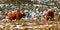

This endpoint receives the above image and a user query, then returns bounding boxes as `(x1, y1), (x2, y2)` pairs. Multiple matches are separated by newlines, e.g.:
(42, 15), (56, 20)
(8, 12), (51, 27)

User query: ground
(0, 14), (60, 30)
(0, 20), (60, 30)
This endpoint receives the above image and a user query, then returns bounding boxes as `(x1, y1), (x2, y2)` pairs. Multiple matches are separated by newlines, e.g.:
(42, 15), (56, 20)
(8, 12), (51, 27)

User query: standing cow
(45, 9), (54, 21)
(8, 11), (26, 21)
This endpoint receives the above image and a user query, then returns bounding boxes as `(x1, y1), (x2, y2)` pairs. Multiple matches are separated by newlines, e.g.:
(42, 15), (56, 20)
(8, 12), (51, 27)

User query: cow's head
(20, 12), (26, 18)
(22, 13), (26, 17)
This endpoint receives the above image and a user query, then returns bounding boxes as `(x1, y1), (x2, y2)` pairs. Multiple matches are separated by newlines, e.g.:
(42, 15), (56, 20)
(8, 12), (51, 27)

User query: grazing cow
(45, 9), (54, 21)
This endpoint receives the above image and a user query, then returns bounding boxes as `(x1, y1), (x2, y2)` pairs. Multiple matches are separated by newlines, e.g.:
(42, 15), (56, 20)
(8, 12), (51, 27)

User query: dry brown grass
(0, 14), (60, 30)
(0, 20), (59, 30)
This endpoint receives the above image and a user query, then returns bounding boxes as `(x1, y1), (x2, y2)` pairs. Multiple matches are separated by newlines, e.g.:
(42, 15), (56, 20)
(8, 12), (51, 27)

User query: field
(0, 15), (60, 30)
(0, 20), (60, 30)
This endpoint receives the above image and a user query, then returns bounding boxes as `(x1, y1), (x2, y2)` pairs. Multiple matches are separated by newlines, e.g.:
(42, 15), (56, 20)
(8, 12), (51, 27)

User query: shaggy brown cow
(45, 9), (54, 21)
(8, 11), (26, 21)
